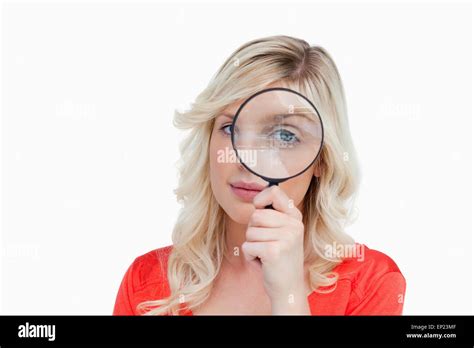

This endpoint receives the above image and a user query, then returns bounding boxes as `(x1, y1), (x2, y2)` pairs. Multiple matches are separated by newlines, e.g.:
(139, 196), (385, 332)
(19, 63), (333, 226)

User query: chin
(224, 202), (255, 225)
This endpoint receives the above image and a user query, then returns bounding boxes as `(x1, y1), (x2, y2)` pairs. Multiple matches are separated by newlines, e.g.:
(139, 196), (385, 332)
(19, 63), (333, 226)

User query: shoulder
(330, 244), (406, 315)
(333, 243), (406, 298)
(128, 244), (174, 290)
(113, 245), (174, 315)
(335, 244), (402, 276)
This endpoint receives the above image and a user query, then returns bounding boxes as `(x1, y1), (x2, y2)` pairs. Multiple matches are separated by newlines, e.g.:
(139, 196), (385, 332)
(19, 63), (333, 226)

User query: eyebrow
(216, 111), (316, 122)
(274, 112), (316, 122)
(216, 113), (235, 120)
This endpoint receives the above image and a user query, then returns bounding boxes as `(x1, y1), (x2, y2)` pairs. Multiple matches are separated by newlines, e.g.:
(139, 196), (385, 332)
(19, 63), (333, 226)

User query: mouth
(229, 181), (265, 203)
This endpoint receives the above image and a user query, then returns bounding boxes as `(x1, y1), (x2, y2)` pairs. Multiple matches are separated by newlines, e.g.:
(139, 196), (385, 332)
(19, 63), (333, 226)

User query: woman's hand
(241, 185), (311, 315)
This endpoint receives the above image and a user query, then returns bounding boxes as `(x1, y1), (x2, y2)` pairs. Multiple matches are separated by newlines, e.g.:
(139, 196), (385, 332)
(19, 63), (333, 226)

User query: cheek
(209, 132), (235, 202)
(209, 134), (226, 185)
(280, 168), (314, 208)
(209, 131), (256, 224)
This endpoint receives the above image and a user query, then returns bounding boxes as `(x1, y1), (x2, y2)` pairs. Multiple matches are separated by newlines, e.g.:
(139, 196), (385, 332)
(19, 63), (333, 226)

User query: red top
(113, 244), (406, 315)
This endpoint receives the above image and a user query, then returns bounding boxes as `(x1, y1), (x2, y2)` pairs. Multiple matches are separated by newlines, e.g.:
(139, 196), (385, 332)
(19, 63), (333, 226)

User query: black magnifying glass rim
(230, 87), (325, 185)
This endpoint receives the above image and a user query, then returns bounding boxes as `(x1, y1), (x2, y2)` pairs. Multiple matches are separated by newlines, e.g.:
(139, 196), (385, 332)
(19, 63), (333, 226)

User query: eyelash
(220, 123), (232, 135)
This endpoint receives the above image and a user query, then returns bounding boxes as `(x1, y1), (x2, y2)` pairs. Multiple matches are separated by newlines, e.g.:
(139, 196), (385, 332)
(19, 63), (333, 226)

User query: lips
(230, 181), (265, 202)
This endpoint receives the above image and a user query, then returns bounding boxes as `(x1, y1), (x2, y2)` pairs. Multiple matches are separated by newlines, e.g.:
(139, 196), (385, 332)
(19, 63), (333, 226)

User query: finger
(248, 209), (290, 228)
(253, 185), (302, 221)
(241, 241), (258, 262)
(240, 243), (263, 270)
(246, 226), (289, 242)
(241, 241), (280, 263)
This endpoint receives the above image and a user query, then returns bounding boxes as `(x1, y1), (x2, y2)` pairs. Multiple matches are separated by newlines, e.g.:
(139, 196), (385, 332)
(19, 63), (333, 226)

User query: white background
(1, 0), (472, 315)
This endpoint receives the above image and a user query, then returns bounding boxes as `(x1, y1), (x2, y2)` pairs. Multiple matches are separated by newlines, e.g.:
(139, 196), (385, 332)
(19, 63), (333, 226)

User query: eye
(272, 129), (299, 145)
(220, 123), (233, 135)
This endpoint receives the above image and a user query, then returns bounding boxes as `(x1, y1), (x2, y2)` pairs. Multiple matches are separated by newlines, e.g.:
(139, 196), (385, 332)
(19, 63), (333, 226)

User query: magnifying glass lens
(232, 89), (323, 181)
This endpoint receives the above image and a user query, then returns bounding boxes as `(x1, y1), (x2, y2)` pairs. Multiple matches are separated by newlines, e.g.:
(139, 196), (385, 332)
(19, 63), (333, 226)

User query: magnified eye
(271, 129), (300, 146)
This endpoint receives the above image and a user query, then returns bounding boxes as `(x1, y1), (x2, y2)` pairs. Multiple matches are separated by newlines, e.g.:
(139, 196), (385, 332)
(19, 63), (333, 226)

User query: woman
(113, 35), (406, 315)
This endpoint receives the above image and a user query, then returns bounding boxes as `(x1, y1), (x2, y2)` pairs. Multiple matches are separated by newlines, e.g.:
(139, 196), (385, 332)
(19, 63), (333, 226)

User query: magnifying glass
(230, 87), (324, 209)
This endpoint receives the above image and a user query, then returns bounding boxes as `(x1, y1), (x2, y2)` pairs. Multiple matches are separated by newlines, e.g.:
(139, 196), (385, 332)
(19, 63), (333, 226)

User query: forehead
(220, 99), (243, 117)
(220, 81), (298, 115)
(221, 89), (313, 120)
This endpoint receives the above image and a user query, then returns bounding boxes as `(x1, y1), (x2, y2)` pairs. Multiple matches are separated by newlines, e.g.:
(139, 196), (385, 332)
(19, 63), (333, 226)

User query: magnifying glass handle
(264, 182), (279, 209)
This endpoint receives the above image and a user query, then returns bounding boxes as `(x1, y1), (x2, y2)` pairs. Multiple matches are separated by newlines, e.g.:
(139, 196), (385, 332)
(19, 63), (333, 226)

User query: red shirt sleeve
(113, 246), (173, 315)
(113, 259), (137, 315)
(347, 271), (406, 315)
(309, 245), (406, 315)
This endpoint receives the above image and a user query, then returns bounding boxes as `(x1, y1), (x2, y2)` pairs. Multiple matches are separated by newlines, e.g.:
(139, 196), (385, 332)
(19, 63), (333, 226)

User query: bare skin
(192, 251), (313, 315)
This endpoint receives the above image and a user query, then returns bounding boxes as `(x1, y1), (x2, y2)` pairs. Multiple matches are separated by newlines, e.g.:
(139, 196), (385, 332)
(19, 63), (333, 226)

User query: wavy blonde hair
(137, 35), (360, 315)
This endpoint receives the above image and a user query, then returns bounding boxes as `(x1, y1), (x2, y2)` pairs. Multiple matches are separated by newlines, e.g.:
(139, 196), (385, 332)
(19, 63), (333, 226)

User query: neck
(223, 215), (250, 268)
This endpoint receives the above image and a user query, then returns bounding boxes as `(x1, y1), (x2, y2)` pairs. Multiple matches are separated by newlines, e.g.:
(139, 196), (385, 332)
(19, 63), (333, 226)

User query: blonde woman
(113, 35), (406, 316)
